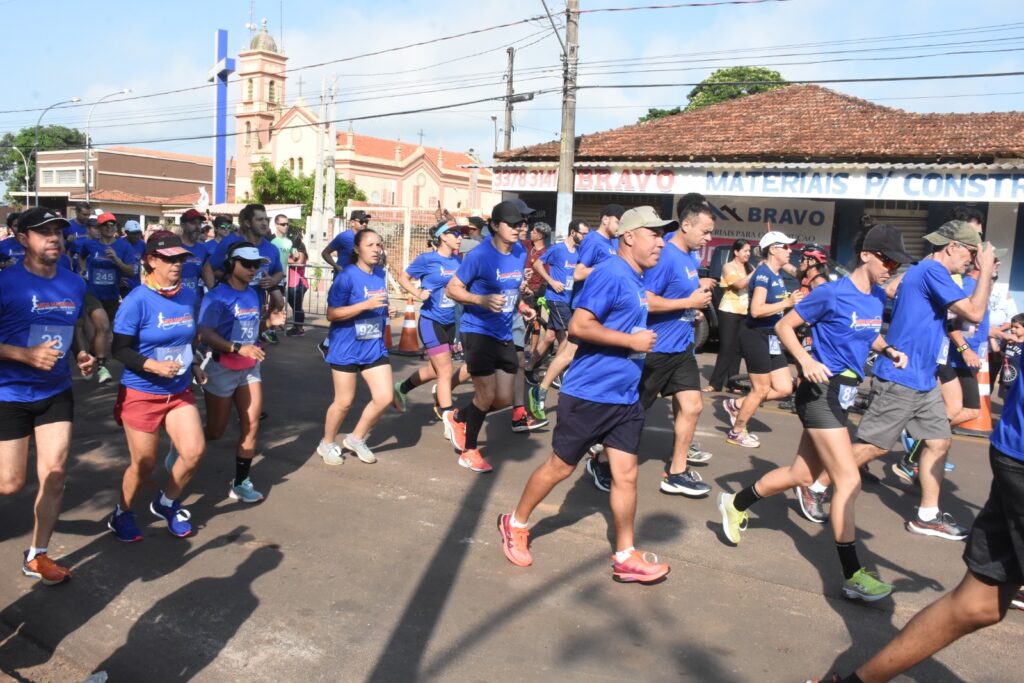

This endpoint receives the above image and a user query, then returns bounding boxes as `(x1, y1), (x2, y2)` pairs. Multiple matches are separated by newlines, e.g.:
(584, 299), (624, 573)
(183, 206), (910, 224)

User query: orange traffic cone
(384, 318), (393, 350)
(393, 297), (422, 356)
(956, 356), (993, 436)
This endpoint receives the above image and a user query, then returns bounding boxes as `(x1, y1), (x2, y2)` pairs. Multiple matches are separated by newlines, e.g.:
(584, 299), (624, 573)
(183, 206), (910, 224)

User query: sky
(1, 0), (1022, 185)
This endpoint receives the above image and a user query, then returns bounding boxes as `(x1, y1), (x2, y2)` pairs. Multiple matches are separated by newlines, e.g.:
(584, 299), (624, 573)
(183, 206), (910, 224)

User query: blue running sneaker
(900, 429), (915, 454)
(107, 508), (142, 543)
(150, 493), (193, 537)
(660, 470), (712, 497)
(945, 460), (955, 472)
(164, 443), (178, 473)
(229, 477), (265, 504)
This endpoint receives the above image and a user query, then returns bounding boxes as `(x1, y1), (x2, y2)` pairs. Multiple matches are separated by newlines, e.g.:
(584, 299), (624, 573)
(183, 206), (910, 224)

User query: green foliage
(635, 67), (787, 122)
(250, 160), (366, 217)
(0, 125), (86, 204)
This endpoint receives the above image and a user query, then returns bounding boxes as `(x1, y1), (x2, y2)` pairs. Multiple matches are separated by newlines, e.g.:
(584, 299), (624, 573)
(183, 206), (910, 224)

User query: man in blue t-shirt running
(498, 205), (672, 585)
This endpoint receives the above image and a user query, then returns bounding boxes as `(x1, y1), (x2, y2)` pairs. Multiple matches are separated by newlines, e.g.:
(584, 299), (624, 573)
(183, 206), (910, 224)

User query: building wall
(37, 150), (212, 199)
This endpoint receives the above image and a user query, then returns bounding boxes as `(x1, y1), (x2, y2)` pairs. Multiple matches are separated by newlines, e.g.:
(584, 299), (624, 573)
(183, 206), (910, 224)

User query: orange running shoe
(442, 409), (466, 452)
(22, 552), (71, 585)
(611, 549), (670, 584)
(458, 448), (492, 473)
(497, 513), (532, 567)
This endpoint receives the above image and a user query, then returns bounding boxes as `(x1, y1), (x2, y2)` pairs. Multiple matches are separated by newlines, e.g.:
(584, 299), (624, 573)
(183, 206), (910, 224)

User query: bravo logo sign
(697, 196), (835, 261)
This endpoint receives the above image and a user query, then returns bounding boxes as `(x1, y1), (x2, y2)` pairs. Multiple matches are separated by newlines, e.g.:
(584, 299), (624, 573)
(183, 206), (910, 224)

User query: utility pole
(324, 78), (338, 229)
(311, 77), (326, 241)
(503, 47), (515, 152)
(555, 0), (579, 240)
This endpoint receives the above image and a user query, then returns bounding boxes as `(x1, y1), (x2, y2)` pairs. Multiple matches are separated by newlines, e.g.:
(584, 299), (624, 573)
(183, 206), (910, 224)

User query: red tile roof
(104, 146), (213, 165)
(69, 189), (202, 206)
(498, 85), (1024, 164)
(338, 133), (489, 174)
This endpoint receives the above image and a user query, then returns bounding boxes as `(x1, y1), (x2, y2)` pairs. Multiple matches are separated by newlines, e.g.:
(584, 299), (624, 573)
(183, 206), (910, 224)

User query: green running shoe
(527, 385), (547, 421)
(393, 381), (408, 413)
(842, 568), (893, 602)
(717, 492), (748, 545)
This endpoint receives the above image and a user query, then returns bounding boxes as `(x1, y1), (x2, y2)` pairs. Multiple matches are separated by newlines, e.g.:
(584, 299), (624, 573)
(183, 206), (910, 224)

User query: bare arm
(397, 270), (429, 301)
(326, 293), (385, 322)
(749, 286), (801, 319)
(646, 287), (712, 314)
(775, 309), (826, 380)
(568, 307), (655, 353)
(573, 262), (593, 282)
(948, 247), (995, 323)
(534, 260), (562, 292)
(322, 245), (340, 272)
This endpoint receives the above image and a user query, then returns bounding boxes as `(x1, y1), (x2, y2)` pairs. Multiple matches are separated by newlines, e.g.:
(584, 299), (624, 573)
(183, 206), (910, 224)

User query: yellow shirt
(719, 264), (749, 315)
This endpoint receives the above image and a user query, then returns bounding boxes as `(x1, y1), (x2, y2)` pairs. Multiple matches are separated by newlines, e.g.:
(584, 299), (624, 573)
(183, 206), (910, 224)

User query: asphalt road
(1, 328), (1020, 682)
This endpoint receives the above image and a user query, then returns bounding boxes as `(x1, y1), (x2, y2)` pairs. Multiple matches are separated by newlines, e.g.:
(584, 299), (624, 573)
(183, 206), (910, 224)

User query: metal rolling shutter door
(864, 202), (930, 260)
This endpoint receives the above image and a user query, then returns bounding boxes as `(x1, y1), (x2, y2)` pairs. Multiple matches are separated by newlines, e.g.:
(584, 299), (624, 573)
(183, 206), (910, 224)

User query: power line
(580, 0), (792, 11)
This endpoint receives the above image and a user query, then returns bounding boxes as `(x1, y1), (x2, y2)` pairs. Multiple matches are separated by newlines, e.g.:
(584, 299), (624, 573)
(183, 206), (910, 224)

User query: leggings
(289, 280), (307, 325)
(709, 310), (745, 390)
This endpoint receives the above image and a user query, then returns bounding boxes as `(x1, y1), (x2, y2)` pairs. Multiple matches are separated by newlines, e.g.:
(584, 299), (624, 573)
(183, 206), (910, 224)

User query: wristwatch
(231, 342), (242, 354)
(956, 343), (970, 353)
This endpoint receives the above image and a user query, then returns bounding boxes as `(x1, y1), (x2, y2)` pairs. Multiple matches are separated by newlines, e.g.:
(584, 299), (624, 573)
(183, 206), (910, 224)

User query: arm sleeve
(111, 333), (150, 373)
(794, 282), (833, 326)
(751, 267), (770, 296)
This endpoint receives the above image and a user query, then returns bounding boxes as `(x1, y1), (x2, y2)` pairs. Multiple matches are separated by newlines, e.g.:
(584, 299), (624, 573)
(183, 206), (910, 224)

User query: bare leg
(429, 350), (454, 409)
(121, 426), (160, 509)
(916, 438), (951, 510)
(30, 421), (72, 548)
(513, 453), (576, 523)
(667, 390), (701, 474)
(606, 447), (639, 551)
(540, 339), (576, 389)
(163, 404), (205, 499)
(232, 382), (262, 461)
(351, 363), (394, 440)
(514, 351), (526, 409)
(324, 370), (356, 443)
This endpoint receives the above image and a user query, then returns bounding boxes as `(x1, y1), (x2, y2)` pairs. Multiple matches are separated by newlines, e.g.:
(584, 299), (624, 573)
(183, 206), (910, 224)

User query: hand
(192, 365), (208, 385)
(520, 306), (537, 323)
(364, 292), (388, 311)
(975, 242), (996, 272)
(962, 348), (981, 369)
(628, 329), (657, 354)
(418, 288), (431, 302)
(266, 309), (287, 328)
(238, 344), (266, 361)
(483, 294), (506, 312)
(524, 267), (534, 283)
(699, 277), (718, 290)
(147, 359), (183, 378)
(23, 340), (63, 371)
(686, 288), (713, 309)
(787, 290), (806, 307)
(800, 358), (833, 384)
(889, 349), (909, 369)
(549, 281), (565, 294)
(259, 276), (275, 289)
(333, 265), (342, 273)
(76, 350), (96, 376)
(104, 246), (117, 260)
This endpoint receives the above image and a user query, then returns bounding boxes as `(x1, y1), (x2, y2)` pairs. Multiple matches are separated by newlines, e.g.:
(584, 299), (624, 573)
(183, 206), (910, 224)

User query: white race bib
(28, 324), (74, 357)
(628, 325), (648, 360)
(936, 342), (950, 365)
(501, 289), (518, 314)
(355, 320), (383, 340)
(91, 269), (116, 286)
(768, 334), (782, 356)
(156, 345), (193, 376)
(838, 384), (858, 410)
(564, 276), (574, 291)
(231, 318), (259, 344)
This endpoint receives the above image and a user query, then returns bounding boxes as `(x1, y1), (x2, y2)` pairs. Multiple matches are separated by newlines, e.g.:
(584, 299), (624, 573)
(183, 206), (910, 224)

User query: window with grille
(56, 170), (77, 185)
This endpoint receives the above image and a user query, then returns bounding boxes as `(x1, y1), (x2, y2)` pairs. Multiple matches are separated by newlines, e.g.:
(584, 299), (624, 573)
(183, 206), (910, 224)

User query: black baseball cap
(491, 200), (528, 225)
(466, 216), (486, 231)
(212, 215), (234, 229)
(350, 210), (371, 222)
(601, 204), (625, 219)
(862, 224), (913, 264)
(509, 198), (536, 218)
(16, 206), (70, 232)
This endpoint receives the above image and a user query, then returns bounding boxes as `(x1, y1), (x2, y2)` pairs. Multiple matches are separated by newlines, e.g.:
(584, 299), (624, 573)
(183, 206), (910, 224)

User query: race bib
(837, 384), (858, 410)
(251, 267), (269, 287)
(91, 269), (116, 286)
(355, 320), (383, 340)
(28, 324), (74, 357)
(564, 276), (574, 291)
(156, 345), (193, 376)
(936, 342), (950, 365)
(501, 289), (518, 314)
(628, 325), (648, 360)
(680, 309), (697, 323)
(768, 334), (782, 356)
(440, 292), (456, 309)
(231, 318), (259, 344)
(182, 276), (199, 290)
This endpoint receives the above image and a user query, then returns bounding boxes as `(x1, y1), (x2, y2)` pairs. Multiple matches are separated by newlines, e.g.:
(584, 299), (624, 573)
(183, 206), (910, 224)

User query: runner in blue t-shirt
(720, 224), (913, 603)
(315, 228), (394, 467)
(116, 221), (146, 293)
(394, 220), (468, 419)
(726, 231), (804, 448)
(528, 204), (624, 426)
(0, 207), (95, 586)
(0, 233), (26, 269)
(442, 200), (536, 474)
(63, 202), (92, 272)
(639, 202), (716, 497)
(499, 205), (673, 585)
(198, 241), (285, 505)
(321, 209), (370, 275)
(108, 231), (206, 543)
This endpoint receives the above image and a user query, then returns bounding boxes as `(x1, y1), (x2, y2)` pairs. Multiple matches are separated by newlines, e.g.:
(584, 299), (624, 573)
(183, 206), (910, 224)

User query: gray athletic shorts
(204, 359), (262, 398)
(855, 378), (951, 450)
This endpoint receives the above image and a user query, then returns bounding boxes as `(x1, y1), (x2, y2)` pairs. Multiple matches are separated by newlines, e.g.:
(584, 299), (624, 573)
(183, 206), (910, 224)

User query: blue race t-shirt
(993, 366), (1024, 461)
(874, 259), (966, 391)
(796, 276), (885, 379)
(644, 241), (701, 354)
(572, 231), (618, 306)
(0, 262), (86, 402)
(210, 234), (283, 288)
(64, 220), (89, 266)
(113, 285), (197, 395)
(180, 241), (209, 293)
(948, 274), (991, 368)
(0, 236), (26, 265)
(405, 250), (461, 325)
(79, 238), (137, 301)
(561, 256), (649, 405)
(116, 237), (146, 291)
(327, 230), (356, 262)
(455, 239), (526, 342)
(326, 264), (389, 365)
(539, 241), (579, 305)
(198, 282), (262, 345)
(747, 263), (788, 329)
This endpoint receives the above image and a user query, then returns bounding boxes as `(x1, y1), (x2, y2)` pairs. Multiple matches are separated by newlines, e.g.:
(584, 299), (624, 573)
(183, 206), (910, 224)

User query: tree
(249, 160), (366, 220)
(637, 67), (787, 122)
(0, 125), (86, 204)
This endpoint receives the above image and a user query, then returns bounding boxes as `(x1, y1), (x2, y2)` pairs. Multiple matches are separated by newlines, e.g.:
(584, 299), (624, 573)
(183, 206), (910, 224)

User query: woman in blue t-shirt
(718, 224), (913, 602)
(394, 220), (468, 419)
(108, 232), (206, 542)
(315, 229), (395, 466)
(198, 241), (286, 505)
(725, 231), (803, 447)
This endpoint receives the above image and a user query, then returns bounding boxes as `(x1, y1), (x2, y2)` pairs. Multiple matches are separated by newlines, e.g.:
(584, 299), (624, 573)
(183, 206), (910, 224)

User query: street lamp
(86, 89), (131, 201)
(34, 96), (81, 205)
(491, 115), (498, 157)
(10, 146), (29, 207)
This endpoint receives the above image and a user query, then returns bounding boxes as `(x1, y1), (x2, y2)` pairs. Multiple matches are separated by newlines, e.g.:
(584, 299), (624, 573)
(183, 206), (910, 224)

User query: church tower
(235, 19), (286, 201)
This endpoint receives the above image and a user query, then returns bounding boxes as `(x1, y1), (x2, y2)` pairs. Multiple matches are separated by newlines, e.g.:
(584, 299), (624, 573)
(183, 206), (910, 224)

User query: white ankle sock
(509, 513), (528, 528)
(918, 506), (939, 522)
(26, 546), (46, 562)
(614, 547), (635, 563)
(809, 481), (828, 493)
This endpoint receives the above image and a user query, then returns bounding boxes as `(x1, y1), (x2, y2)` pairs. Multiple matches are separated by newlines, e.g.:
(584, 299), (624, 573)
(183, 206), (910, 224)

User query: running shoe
(285, 326), (305, 337)
(229, 477), (265, 504)
(611, 550), (670, 584)
(527, 385), (547, 421)
(343, 434), (377, 464)
(150, 494), (192, 538)
(795, 485), (830, 523)
(393, 381), (408, 413)
(842, 568), (894, 601)
(107, 508), (143, 542)
(778, 398), (796, 413)
(906, 511), (968, 541)
(511, 414), (549, 432)
(97, 365), (113, 384)
(717, 492), (748, 545)
(585, 455), (612, 493)
(892, 455), (919, 485)
(722, 397), (740, 426)
(945, 460), (955, 472)
(317, 439), (345, 466)
(726, 428), (759, 448)
(260, 330), (280, 345)
(458, 448), (493, 473)
(900, 428), (916, 454)
(660, 469), (711, 497)
(551, 374), (562, 390)
(497, 513), (532, 567)
(524, 369), (540, 386)
(805, 674), (842, 683)
(317, 339), (329, 361)
(1010, 590), (1024, 611)
(687, 442), (713, 464)
(164, 443), (178, 473)
(21, 551), (71, 585)
(442, 409), (466, 451)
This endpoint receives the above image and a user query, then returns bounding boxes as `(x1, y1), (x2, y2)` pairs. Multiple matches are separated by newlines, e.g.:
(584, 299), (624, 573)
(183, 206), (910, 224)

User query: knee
(0, 473), (26, 495)
(130, 458), (156, 478)
(178, 443), (206, 468)
(95, 318), (111, 335)
(925, 438), (952, 456)
(956, 599), (1004, 630)
(612, 465), (638, 488)
(39, 465), (67, 492)
(545, 454), (576, 480)
(831, 472), (861, 497)
(330, 398), (354, 414)
(205, 425), (225, 441)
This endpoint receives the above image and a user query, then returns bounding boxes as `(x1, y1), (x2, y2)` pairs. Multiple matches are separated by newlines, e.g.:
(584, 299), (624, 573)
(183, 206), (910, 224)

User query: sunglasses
(357, 220), (369, 225)
(237, 259), (262, 269)
(155, 254), (188, 264)
(771, 243), (792, 251)
(955, 241), (978, 258)
(276, 222), (289, 227)
(873, 252), (900, 272)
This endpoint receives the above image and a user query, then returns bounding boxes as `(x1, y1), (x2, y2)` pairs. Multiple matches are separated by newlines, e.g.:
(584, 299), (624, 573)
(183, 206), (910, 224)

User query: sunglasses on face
(873, 252), (900, 272)
(156, 254), (188, 264)
(237, 259), (262, 269)
(358, 220), (369, 225)
(955, 242), (978, 258)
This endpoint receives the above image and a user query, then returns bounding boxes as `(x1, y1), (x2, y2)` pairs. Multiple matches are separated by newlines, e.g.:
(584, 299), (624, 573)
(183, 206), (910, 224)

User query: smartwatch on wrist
(231, 342), (242, 354)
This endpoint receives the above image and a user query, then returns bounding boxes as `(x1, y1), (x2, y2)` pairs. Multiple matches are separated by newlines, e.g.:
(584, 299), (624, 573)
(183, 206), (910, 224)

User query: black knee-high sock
(234, 457), (252, 486)
(463, 402), (488, 450)
(836, 541), (861, 580)
(733, 484), (763, 512)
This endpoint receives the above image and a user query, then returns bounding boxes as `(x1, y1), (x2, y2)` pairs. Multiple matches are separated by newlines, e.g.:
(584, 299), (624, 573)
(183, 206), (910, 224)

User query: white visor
(233, 246), (270, 263)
